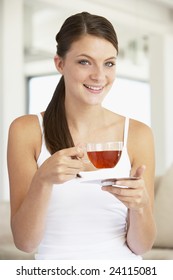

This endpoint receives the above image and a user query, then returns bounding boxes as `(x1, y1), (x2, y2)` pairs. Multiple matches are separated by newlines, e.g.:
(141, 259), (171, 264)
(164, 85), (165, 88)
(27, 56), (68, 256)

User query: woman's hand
(36, 147), (84, 186)
(101, 165), (150, 211)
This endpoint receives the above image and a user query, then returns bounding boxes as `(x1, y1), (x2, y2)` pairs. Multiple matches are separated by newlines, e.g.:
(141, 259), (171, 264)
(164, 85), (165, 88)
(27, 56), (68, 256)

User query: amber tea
(86, 142), (123, 169)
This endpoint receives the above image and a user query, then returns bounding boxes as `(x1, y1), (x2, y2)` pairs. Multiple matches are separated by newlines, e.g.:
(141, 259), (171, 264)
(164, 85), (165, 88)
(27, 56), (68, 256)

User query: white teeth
(85, 85), (103, 90)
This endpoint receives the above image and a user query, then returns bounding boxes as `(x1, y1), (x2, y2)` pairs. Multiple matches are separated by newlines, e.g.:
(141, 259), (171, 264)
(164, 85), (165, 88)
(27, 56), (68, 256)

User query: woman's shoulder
(9, 114), (41, 134)
(128, 118), (154, 153)
(8, 114), (43, 156)
(129, 118), (153, 136)
(104, 109), (152, 134)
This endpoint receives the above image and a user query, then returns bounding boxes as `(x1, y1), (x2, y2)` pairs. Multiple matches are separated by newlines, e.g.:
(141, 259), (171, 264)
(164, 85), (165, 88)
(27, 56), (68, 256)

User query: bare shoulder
(9, 114), (40, 132)
(128, 119), (155, 173)
(8, 114), (42, 159)
(129, 119), (154, 142)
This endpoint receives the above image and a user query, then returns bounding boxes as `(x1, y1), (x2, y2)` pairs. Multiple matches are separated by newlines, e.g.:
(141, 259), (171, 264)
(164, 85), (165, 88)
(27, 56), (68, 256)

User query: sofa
(0, 163), (173, 260)
(143, 163), (173, 260)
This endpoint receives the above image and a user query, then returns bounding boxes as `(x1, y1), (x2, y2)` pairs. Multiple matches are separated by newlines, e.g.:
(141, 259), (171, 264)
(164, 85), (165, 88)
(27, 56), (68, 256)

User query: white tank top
(35, 113), (141, 260)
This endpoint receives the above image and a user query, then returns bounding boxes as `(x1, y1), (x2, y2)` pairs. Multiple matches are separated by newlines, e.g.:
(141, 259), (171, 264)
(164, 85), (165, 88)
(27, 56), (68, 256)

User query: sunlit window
(102, 78), (151, 125)
(28, 74), (150, 125)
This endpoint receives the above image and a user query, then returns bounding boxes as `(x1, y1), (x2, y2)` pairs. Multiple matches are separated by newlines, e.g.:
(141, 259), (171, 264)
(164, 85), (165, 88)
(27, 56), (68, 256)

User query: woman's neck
(65, 102), (106, 136)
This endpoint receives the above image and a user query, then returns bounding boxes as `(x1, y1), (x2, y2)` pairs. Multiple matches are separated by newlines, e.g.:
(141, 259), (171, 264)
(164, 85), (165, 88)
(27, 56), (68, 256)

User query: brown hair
(43, 11), (118, 154)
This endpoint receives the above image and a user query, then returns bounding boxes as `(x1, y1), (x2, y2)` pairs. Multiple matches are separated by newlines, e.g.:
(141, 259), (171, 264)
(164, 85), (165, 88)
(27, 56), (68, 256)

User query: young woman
(7, 12), (156, 259)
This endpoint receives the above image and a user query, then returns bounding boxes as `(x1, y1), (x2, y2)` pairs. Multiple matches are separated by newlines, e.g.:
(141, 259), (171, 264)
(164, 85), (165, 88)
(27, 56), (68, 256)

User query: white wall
(150, 34), (173, 174)
(0, 0), (25, 200)
(0, 0), (3, 200)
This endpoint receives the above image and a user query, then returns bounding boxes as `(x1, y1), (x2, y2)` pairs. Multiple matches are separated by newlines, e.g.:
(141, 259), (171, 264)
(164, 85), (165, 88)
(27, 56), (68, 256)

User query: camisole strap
(37, 113), (44, 135)
(123, 117), (129, 147)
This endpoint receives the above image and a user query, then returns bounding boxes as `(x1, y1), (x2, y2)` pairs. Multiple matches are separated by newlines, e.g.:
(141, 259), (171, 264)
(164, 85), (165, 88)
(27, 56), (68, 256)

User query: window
(28, 74), (150, 125)
(102, 77), (151, 125)
(28, 74), (60, 114)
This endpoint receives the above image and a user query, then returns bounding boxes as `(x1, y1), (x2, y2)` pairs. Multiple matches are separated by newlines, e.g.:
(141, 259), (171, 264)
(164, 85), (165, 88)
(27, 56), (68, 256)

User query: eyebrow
(76, 54), (117, 61)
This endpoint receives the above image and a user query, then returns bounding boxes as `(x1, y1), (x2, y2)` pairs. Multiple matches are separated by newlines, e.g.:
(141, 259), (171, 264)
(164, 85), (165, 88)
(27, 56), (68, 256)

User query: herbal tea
(87, 150), (122, 168)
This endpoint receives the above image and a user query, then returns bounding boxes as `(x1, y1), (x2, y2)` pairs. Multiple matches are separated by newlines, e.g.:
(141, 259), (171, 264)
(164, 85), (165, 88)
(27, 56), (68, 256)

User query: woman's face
(55, 34), (117, 107)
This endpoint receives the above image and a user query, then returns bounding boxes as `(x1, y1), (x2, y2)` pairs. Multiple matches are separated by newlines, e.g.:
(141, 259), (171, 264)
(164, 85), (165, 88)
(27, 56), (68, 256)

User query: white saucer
(80, 177), (139, 188)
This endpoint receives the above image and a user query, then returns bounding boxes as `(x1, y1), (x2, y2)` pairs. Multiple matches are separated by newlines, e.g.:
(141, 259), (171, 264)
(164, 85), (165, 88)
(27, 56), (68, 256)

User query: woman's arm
(7, 115), (84, 253)
(126, 120), (156, 254)
(101, 120), (157, 255)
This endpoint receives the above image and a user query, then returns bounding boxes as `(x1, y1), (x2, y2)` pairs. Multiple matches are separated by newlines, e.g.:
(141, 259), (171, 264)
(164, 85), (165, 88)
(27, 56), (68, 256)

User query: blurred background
(1, 0), (173, 201)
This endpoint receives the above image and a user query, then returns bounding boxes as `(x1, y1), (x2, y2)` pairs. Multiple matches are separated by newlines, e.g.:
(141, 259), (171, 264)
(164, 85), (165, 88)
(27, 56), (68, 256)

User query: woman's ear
(54, 55), (64, 74)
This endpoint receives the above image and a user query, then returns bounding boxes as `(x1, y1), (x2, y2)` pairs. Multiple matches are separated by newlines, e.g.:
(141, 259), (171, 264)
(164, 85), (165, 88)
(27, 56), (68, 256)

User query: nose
(90, 65), (105, 82)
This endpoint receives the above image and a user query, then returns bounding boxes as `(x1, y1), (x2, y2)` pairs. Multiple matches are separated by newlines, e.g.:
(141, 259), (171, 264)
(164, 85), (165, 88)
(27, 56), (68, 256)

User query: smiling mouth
(84, 84), (104, 91)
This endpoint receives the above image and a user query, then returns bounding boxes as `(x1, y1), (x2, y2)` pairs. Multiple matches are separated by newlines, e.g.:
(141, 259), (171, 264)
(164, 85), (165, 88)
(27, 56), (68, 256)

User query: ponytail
(43, 76), (74, 154)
